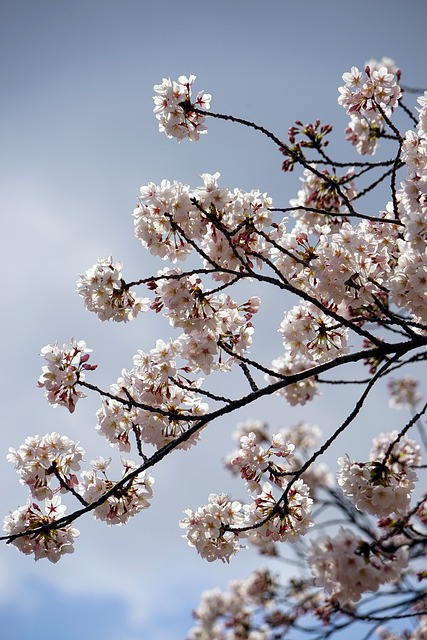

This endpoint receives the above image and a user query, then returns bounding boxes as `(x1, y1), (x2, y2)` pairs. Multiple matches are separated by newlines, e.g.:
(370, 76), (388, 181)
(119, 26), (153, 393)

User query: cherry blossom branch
(270, 205), (402, 226)
(5, 337), (425, 546)
(195, 107), (357, 214)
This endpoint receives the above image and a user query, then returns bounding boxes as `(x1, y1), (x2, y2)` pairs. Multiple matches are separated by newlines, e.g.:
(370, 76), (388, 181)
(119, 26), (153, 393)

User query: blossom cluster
(180, 492), (245, 563)
(149, 269), (260, 373)
(271, 217), (400, 321)
(225, 420), (332, 503)
(388, 91), (427, 323)
(7, 432), (84, 500)
(388, 376), (423, 409)
(181, 425), (316, 562)
(37, 339), (97, 413)
(153, 74), (211, 141)
(338, 57), (401, 155)
(279, 300), (349, 363)
(5, 434), (154, 559)
(77, 256), (149, 322)
(79, 457), (154, 525)
(134, 171), (272, 278)
(265, 352), (320, 405)
(308, 527), (409, 604)
(289, 164), (356, 231)
(187, 568), (279, 639)
(97, 338), (209, 451)
(227, 430), (295, 491)
(337, 431), (420, 518)
(180, 478), (313, 563)
(3, 496), (79, 563)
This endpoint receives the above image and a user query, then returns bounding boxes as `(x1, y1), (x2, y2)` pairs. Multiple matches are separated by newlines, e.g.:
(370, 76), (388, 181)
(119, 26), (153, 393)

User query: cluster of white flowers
(7, 432), (84, 500)
(225, 421), (332, 504)
(370, 430), (421, 470)
(153, 74), (211, 141)
(181, 478), (313, 562)
(182, 423), (319, 562)
(308, 527), (409, 604)
(77, 256), (149, 322)
(134, 172), (272, 278)
(337, 430), (420, 518)
(337, 456), (416, 518)
(338, 58), (401, 155)
(97, 338), (208, 451)
(37, 339), (97, 412)
(188, 568), (278, 639)
(265, 354), (319, 405)
(180, 492), (245, 563)
(4, 433), (154, 559)
(245, 479), (313, 544)
(271, 217), (399, 319)
(388, 377), (423, 409)
(311, 221), (395, 309)
(388, 91), (427, 322)
(96, 398), (139, 452)
(279, 300), (349, 363)
(3, 496), (79, 563)
(79, 457), (154, 525)
(389, 242), (427, 322)
(290, 164), (356, 230)
(227, 431), (295, 491)
(150, 269), (259, 374)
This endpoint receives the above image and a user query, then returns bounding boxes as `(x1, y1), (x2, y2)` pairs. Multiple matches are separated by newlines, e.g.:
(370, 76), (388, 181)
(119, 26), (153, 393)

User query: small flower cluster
(278, 422), (333, 499)
(180, 492), (245, 563)
(37, 339), (97, 412)
(312, 221), (394, 310)
(97, 338), (208, 451)
(279, 300), (349, 363)
(227, 431), (295, 491)
(79, 457), (154, 525)
(149, 269), (260, 373)
(388, 91), (427, 323)
(370, 430), (421, 470)
(337, 430), (420, 518)
(181, 479), (313, 562)
(3, 496), (79, 563)
(96, 398), (140, 452)
(265, 353), (319, 406)
(389, 241), (427, 323)
(77, 256), (149, 322)
(225, 421), (332, 504)
(182, 426), (315, 561)
(388, 377), (423, 409)
(153, 75), (211, 141)
(5, 433), (85, 561)
(337, 455), (416, 518)
(187, 568), (278, 639)
(289, 164), (356, 231)
(134, 172), (272, 277)
(7, 432), (84, 500)
(245, 479), (313, 544)
(308, 527), (409, 604)
(338, 58), (401, 155)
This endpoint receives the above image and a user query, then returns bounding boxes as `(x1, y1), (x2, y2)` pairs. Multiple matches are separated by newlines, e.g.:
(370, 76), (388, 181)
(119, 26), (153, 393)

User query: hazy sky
(1, 1), (427, 639)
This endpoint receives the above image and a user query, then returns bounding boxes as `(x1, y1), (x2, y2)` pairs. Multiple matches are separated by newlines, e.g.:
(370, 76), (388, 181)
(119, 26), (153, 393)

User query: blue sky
(1, 1), (427, 638)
